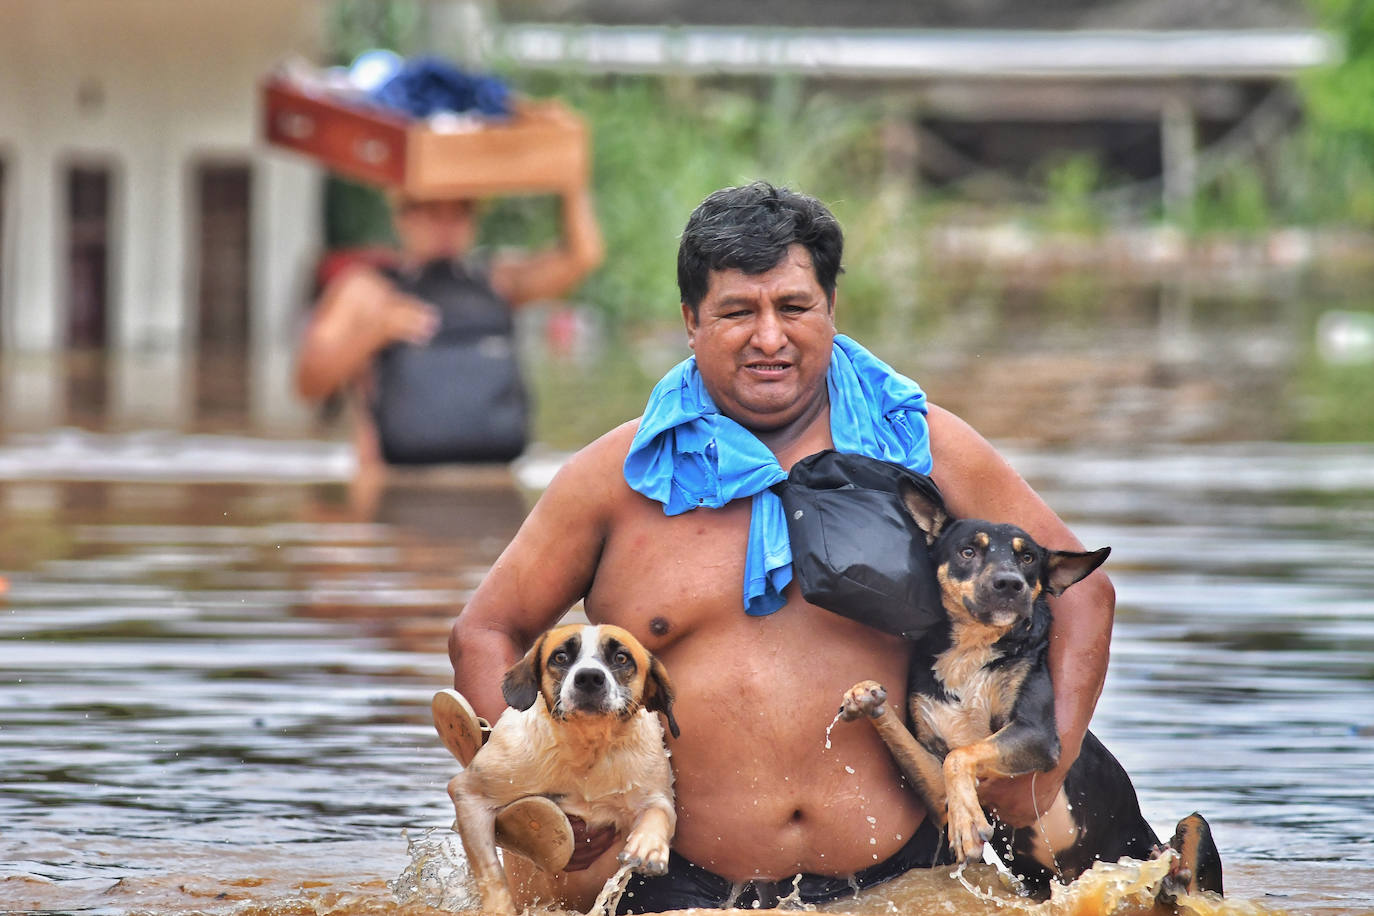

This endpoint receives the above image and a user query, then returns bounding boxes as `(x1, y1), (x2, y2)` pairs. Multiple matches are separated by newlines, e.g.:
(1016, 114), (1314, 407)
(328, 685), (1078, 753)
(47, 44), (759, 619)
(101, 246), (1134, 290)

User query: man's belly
(650, 615), (927, 881)
(588, 498), (928, 880)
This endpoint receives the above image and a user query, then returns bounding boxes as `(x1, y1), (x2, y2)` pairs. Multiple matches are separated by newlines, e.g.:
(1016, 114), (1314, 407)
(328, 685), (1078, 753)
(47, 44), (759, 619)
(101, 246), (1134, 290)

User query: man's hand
(564, 815), (619, 871)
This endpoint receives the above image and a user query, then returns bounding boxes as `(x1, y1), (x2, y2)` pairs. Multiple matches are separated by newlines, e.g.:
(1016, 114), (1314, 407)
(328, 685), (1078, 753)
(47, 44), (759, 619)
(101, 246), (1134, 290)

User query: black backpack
(773, 450), (945, 639)
(371, 259), (529, 464)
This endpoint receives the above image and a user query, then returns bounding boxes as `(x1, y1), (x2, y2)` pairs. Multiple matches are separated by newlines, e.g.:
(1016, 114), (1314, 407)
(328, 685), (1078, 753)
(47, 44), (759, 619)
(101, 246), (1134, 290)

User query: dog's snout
(991, 573), (1025, 594)
(573, 668), (607, 692)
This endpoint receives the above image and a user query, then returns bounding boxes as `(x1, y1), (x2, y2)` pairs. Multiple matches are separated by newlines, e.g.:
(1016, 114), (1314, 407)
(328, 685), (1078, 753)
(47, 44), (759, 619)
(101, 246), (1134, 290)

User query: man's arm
(487, 185), (605, 308)
(294, 267), (439, 401)
(925, 405), (1115, 826)
(449, 427), (627, 720)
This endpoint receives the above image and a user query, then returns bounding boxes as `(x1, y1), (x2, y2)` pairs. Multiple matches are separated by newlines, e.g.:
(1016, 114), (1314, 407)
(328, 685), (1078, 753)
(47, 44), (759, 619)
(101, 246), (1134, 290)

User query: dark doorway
(64, 164), (114, 426)
(0, 156), (6, 348)
(66, 165), (111, 348)
(194, 161), (252, 425)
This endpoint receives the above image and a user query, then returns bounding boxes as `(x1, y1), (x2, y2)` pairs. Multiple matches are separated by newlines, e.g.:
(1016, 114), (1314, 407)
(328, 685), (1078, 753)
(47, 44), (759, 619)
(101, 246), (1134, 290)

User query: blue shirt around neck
(623, 335), (932, 616)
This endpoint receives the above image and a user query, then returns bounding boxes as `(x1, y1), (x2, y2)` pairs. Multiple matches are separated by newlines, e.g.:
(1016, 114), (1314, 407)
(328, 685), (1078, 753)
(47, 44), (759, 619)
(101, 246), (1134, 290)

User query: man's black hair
(677, 181), (844, 313)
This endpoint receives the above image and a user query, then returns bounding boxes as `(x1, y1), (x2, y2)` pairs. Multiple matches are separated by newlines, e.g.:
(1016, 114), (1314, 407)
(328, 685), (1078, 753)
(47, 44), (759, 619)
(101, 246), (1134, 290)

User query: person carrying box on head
(275, 55), (604, 484)
(293, 186), (603, 473)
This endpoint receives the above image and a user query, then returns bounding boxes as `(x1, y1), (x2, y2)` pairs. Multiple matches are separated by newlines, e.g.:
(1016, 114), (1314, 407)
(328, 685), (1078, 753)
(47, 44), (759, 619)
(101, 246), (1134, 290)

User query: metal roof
(493, 25), (1339, 79)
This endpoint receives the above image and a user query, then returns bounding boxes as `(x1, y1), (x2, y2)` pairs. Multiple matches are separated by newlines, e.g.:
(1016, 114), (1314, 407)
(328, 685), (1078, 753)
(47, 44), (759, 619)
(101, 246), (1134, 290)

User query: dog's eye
(551, 649), (571, 666)
(1019, 553), (1035, 565)
(959, 546), (975, 559)
(612, 650), (632, 667)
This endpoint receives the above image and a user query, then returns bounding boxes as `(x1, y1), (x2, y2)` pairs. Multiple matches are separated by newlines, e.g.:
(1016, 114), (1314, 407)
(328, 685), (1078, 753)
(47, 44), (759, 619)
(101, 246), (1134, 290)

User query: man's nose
(750, 308), (787, 353)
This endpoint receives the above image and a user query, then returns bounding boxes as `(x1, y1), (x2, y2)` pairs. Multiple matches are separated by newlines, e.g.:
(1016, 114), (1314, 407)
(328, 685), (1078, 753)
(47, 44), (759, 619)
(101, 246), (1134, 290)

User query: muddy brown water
(1, 435), (1372, 916)
(3, 274), (1374, 915)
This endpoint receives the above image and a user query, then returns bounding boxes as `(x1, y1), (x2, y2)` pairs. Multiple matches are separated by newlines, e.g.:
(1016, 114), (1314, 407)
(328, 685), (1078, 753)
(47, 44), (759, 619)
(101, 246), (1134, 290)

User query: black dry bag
(371, 259), (529, 465)
(774, 450), (945, 639)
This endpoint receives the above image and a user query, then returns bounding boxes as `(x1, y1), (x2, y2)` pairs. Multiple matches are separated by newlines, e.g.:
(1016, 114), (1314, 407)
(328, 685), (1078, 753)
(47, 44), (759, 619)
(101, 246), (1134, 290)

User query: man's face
(683, 244), (836, 433)
(393, 198), (478, 262)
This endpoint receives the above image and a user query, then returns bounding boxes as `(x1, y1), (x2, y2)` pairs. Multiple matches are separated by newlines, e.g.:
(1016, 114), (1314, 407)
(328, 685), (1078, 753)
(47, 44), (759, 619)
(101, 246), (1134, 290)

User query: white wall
(0, 0), (327, 356)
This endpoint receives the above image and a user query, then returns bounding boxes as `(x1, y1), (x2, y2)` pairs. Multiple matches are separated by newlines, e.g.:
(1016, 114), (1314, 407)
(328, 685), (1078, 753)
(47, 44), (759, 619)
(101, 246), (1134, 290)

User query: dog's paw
(945, 799), (994, 865)
(1159, 812), (1223, 898)
(619, 833), (671, 876)
(839, 681), (888, 721)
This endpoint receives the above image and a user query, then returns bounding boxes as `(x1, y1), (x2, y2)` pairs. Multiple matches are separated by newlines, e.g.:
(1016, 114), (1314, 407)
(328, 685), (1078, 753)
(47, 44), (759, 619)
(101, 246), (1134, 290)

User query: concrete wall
(0, 0), (327, 357)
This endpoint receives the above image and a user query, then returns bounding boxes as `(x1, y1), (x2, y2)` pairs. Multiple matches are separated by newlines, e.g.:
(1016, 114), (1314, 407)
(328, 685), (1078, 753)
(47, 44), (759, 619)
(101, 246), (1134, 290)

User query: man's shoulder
(542, 418), (643, 501)
(576, 418), (641, 465)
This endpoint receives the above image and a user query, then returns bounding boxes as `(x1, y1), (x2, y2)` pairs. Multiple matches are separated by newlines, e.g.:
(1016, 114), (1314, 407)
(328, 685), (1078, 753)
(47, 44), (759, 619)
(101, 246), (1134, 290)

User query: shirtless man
(294, 186), (603, 472)
(448, 182), (1113, 911)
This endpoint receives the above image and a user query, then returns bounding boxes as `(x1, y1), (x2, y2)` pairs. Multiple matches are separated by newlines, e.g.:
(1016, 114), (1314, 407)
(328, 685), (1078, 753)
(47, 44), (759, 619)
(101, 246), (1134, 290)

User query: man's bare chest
(584, 497), (755, 649)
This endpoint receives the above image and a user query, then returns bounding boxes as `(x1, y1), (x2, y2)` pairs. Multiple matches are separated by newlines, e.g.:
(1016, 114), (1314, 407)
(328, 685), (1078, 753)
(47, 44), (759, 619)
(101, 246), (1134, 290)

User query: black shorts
(616, 817), (951, 913)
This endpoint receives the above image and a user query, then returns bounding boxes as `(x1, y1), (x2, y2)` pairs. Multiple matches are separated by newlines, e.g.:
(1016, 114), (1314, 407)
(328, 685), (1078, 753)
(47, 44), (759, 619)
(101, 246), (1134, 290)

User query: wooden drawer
(261, 77), (589, 198)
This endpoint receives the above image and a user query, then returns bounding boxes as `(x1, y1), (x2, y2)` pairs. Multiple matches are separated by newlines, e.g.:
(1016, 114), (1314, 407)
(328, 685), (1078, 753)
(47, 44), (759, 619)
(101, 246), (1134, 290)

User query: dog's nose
(991, 573), (1025, 594)
(573, 668), (606, 692)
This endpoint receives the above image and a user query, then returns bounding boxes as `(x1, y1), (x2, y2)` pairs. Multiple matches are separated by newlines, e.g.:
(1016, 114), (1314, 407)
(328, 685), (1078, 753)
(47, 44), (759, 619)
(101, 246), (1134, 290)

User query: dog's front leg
(618, 800), (676, 875)
(941, 741), (1000, 865)
(449, 773), (517, 914)
(840, 681), (949, 823)
(943, 721), (1059, 865)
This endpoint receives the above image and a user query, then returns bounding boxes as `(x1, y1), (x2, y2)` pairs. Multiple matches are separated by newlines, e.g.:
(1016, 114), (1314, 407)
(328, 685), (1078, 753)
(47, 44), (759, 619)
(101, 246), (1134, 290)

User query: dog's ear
(643, 654), (680, 740)
(898, 478), (948, 544)
(501, 633), (546, 711)
(1045, 546), (1111, 596)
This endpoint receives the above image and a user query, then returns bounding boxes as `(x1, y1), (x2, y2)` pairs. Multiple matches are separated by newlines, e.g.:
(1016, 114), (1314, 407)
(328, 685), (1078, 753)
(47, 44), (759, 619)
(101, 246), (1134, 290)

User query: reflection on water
(2, 266), (1373, 915)
(1, 439), (1372, 915)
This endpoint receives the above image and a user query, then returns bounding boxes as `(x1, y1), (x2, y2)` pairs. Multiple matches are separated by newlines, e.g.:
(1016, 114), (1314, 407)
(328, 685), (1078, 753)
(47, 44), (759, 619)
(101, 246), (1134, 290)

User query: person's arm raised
(487, 184), (605, 308)
(925, 405), (1115, 826)
(449, 425), (629, 721)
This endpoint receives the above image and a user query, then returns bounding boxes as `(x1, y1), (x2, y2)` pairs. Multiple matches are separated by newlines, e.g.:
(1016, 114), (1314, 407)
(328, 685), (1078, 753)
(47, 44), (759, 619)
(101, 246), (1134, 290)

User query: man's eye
(959, 546), (975, 559)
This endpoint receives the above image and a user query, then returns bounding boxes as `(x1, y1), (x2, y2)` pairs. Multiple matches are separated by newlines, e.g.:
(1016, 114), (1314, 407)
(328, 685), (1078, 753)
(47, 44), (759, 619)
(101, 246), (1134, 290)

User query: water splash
(838, 853), (1274, 916)
(774, 873), (811, 911)
(825, 711), (842, 750)
(388, 828), (480, 912)
(587, 863), (635, 916)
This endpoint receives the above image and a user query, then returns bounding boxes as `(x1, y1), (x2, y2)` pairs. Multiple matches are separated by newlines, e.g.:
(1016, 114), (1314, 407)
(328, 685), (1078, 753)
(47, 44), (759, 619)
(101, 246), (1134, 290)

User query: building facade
(0, 0), (326, 429)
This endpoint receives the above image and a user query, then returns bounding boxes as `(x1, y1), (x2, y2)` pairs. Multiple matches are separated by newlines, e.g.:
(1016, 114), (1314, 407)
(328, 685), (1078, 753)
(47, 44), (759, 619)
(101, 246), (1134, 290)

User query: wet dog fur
(841, 480), (1222, 898)
(448, 623), (679, 915)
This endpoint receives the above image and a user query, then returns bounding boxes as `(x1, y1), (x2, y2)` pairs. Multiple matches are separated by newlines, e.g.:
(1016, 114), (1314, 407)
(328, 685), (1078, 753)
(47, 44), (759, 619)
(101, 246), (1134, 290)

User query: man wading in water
(448, 182), (1114, 911)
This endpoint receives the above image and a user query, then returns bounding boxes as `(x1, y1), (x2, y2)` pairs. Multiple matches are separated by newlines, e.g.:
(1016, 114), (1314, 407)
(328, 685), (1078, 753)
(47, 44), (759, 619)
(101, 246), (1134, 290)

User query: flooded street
(2, 279), (1374, 916)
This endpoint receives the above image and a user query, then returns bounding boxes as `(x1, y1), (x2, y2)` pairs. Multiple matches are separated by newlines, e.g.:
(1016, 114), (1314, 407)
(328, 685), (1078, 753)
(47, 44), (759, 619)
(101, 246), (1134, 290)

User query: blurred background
(3, 3), (1374, 915)
(1, 0), (1372, 448)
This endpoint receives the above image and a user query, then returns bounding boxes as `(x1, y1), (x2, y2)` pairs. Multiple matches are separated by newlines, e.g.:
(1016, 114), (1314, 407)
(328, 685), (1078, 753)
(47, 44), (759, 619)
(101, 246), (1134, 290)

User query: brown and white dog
(448, 623), (680, 915)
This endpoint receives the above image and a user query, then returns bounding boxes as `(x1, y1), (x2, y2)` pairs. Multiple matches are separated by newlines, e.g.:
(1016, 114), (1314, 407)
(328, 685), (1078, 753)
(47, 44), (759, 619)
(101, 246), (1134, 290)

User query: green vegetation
(326, 0), (426, 64)
(1278, 1), (1374, 227)
(1036, 153), (1108, 236)
(316, 1), (1374, 311)
(314, 2), (1374, 445)
(1293, 358), (1374, 441)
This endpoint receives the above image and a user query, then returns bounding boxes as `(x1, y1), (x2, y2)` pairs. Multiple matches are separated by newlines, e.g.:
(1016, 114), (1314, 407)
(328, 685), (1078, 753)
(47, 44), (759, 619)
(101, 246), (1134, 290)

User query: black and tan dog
(840, 480), (1222, 898)
(447, 623), (679, 915)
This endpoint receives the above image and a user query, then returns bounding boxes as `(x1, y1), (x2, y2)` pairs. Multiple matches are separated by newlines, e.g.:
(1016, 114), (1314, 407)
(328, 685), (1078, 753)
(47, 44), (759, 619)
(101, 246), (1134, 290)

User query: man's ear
(501, 633), (546, 711)
(1045, 546), (1111, 596)
(898, 478), (948, 544)
(643, 654), (680, 739)
(682, 301), (698, 349)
